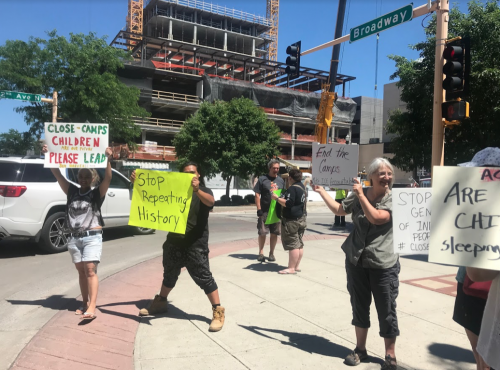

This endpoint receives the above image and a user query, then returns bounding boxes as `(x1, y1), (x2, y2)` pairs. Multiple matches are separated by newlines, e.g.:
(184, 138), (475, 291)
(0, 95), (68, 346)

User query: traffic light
(285, 41), (301, 78)
(442, 100), (469, 126)
(442, 37), (470, 125)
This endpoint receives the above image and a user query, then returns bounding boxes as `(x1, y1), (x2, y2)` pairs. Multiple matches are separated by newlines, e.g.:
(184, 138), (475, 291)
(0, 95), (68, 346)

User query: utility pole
(431, 0), (449, 172)
(41, 91), (58, 123)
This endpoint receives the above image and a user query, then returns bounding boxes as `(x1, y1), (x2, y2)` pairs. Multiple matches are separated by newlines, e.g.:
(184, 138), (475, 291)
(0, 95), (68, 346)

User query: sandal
(295, 269), (301, 272)
(81, 312), (97, 321)
(278, 269), (297, 275)
(75, 306), (87, 315)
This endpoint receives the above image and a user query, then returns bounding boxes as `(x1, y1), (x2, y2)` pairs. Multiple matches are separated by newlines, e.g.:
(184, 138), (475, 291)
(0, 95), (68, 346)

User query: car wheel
(39, 212), (70, 253)
(134, 227), (155, 235)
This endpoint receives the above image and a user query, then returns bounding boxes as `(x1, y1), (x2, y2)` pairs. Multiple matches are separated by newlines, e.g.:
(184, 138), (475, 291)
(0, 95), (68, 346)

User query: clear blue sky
(0, 0), (472, 134)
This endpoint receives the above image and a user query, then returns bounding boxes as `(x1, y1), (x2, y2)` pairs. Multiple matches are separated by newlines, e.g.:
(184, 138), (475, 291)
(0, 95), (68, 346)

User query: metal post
(328, 0), (347, 93)
(431, 0), (449, 174)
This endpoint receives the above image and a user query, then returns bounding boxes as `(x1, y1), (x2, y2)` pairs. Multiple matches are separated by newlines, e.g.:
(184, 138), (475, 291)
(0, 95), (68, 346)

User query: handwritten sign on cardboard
(312, 143), (359, 189)
(429, 166), (500, 270)
(44, 123), (109, 168)
(393, 188), (432, 254)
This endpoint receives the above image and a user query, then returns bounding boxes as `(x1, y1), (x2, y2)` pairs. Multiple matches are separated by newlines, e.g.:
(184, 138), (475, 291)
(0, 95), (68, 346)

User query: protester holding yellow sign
(130, 162), (225, 333)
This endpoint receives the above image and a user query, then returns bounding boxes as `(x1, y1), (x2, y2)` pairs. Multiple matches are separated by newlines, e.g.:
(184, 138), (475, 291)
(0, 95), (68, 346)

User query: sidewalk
(11, 235), (475, 370)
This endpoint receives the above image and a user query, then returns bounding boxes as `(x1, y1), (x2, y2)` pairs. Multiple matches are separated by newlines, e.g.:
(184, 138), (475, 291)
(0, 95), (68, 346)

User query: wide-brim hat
(458, 147), (500, 167)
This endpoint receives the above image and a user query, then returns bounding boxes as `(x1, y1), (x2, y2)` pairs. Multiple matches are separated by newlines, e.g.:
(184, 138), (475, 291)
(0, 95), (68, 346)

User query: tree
(0, 129), (40, 155)
(0, 31), (148, 145)
(174, 98), (281, 197)
(386, 1), (500, 172)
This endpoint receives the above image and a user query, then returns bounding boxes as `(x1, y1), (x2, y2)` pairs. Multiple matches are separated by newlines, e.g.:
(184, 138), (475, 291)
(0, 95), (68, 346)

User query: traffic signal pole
(431, 0), (449, 171)
(328, 0), (347, 93)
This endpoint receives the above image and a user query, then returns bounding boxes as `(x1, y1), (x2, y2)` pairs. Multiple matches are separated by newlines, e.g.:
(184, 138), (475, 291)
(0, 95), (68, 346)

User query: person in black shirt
(253, 159), (285, 262)
(132, 162), (225, 332)
(271, 169), (307, 275)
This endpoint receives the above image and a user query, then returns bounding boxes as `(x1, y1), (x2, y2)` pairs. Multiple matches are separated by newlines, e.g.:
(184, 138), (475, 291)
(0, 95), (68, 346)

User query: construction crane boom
(266, 0), (279, 61)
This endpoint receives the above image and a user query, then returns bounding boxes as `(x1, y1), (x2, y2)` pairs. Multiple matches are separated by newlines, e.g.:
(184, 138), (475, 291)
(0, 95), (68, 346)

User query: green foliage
(174, 98), (281, 196)
(0, 30), (148, 145)
(0, 129), (40, 155)
(387, 1), (500, 170)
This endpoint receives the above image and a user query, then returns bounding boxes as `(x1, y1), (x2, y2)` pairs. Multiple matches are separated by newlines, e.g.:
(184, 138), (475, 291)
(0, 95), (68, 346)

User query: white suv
(0, 156), (153, 253)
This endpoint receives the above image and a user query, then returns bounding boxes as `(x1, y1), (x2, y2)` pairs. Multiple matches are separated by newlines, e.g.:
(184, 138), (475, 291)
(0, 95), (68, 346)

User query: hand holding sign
(352, 177), (363, 197)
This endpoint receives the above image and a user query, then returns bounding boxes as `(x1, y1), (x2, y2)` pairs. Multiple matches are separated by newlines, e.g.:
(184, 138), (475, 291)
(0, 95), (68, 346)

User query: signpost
(0, 90), (42, 102)
(350, 4), (413, 43)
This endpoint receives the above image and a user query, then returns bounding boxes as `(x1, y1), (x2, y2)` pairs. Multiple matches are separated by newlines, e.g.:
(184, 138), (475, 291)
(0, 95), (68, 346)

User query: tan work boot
(208, 306), (225, 332)
(139, 294), (168, 316)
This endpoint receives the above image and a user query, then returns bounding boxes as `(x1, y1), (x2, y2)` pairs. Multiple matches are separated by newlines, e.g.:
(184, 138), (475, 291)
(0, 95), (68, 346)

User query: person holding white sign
(42, 145), (113, 321)
(313, 158), (401, 370)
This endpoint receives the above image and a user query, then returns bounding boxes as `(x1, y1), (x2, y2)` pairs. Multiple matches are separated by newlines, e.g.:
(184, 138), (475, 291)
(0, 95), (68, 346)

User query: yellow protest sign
(128, 170), (193, 234)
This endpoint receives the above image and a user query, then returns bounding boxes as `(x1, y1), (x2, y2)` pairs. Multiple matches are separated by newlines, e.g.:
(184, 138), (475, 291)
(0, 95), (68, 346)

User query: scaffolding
(126, 0), (144, 51)
(266, 0), (279, 62)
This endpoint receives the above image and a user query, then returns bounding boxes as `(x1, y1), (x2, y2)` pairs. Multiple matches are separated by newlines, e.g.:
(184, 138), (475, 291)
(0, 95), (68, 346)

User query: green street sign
(0, 90), (42, 102)
(350, 4), (413, 43)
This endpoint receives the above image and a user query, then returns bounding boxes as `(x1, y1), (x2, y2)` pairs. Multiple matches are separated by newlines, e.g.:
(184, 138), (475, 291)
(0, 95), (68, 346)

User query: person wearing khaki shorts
(271, 169), (307, 274)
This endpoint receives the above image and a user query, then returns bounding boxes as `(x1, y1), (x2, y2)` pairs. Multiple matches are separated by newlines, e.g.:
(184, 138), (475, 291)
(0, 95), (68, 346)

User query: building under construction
(111, 0), (356, 168)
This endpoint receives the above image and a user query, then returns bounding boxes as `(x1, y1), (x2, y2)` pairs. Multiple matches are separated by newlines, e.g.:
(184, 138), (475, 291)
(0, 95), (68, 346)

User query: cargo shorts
(281, 215), (307, 251)
(257, 212), (281, 236)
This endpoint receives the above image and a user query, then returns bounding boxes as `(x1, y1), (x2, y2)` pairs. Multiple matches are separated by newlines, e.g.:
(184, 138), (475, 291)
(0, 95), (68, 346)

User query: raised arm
(191, 176), (214, 207)
(99, 147), (113, 198)
(312, 184), (346, 216)
(42, 145), (70, 195)
(353, 178), (391, 225)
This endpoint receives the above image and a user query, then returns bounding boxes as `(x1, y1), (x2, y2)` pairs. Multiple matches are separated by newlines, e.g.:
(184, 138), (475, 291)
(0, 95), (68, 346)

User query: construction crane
(126, 0), (143, 51)
(266, 0), (279, 62)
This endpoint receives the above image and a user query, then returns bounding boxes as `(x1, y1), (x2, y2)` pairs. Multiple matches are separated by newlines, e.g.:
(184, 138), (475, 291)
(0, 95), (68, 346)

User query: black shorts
(345, 258), (400, 338)
(257, 213), (281, 236)
(162, 235), (218, 295)
(452, 282), (487, 336)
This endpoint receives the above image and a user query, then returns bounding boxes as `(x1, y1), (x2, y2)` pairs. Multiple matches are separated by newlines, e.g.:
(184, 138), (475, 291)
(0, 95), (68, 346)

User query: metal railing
(132, 116), (184, 128)
(146, 0), (271, 26)
(148, 90), (200, 103)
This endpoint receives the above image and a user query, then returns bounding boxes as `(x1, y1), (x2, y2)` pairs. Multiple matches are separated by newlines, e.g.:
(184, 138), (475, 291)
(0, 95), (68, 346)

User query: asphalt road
(0, 206), (346, 370)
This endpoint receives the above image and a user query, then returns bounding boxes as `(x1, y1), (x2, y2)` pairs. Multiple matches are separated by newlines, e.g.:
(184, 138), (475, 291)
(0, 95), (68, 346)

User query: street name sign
(350, 4), (413, 43)
(0, 90), (42, 102)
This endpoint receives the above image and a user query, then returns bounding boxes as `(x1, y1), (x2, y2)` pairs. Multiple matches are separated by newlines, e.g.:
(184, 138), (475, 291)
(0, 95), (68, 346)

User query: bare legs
(282, 248), (304, 273)
(355, 326), (396, 359)
(465, 328), (490, 370)
(258, 233), (278, 256)
(75, 261), (99, 314)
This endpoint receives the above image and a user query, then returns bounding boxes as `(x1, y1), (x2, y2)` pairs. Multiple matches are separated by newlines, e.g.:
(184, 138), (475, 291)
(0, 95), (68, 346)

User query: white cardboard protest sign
(429, 166), (500, 271)
(393, 188), (432, 254)
(312, 143), (359, 189)
(44, 122), (109, 168)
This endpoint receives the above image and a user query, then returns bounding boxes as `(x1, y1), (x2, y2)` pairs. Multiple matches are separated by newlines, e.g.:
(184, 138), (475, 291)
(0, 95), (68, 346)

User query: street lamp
(345, 134), (350, 144)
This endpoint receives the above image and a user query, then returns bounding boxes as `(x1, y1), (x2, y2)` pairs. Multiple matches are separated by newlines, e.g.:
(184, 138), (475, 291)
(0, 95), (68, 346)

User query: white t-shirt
(477, 274), (500, 369)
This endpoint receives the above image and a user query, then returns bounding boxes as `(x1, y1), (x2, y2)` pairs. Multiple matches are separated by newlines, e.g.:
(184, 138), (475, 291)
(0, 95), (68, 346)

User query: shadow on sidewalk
(7, 295), (81, 312)
(139, 303), (211, 326)
(428, 343), (475, 364)
(228, 253), (284, 272)
(239, 324), (382, 364)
